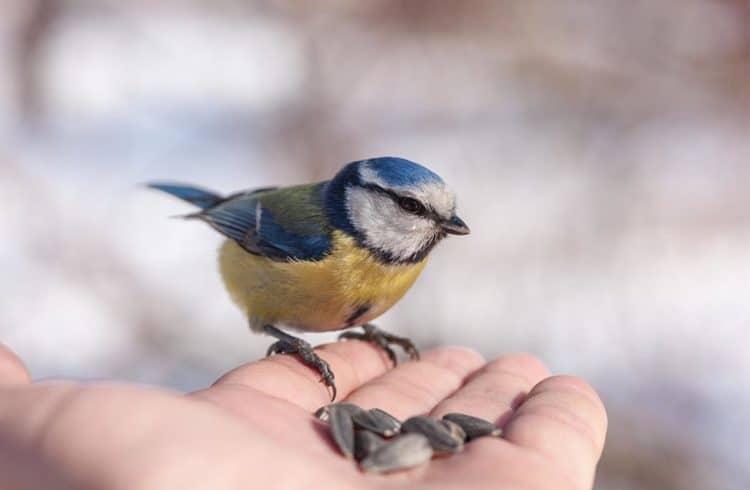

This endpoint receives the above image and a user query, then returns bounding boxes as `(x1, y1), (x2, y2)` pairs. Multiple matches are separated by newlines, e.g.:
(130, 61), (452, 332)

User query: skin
(0, 342), (607, 490)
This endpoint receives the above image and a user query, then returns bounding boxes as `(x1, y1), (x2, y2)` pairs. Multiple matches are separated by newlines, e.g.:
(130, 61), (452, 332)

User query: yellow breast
(218, 231), (427, 332)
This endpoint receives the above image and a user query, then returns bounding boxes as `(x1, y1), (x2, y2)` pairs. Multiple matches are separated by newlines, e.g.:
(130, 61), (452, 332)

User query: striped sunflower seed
(438, 419), (467, 443)
(442, 413), (502, 441)
(401, 416), (464, 454)
(360, 433), (433, 473)
(314, 405), (330, 422)
(327, 403), (364, 459)
(354, 430), (387, 461)
(352, 408), (401, 437)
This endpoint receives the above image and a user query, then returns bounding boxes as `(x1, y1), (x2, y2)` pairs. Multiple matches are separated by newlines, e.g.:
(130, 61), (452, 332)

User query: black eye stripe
(359, 183), (432, 217)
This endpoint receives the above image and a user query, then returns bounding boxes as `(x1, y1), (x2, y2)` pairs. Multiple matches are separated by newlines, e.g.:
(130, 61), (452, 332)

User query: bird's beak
(441, 215), (470, 235)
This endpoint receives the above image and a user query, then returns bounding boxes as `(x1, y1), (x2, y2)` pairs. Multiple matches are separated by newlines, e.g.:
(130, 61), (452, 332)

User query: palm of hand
(0, 342), (606, 490)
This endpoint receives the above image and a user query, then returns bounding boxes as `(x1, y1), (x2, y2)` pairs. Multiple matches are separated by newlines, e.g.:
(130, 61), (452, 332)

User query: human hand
(0, 341), (606, 489)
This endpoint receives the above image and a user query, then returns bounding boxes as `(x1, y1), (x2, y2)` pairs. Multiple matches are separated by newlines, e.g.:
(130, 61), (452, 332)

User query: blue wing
(147, 182), (279, 210)
(192, 183), (332, 262)
(147, 183), (224, 210)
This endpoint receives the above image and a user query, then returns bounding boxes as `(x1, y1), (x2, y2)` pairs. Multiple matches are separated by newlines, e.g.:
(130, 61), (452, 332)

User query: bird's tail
(146, 182), (224, 210)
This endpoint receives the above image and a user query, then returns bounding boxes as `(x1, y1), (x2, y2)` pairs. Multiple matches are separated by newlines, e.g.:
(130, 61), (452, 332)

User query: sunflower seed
(369, 408), (402, 435)
(352, 408), (402, 436)
(442, 413), (502, 441)
(316, 402), (364, 421)
(360, 433), (433, 473)
(401, 416), (464, 454)
(438, 419), (467, 443)
(354, 430), (387, 461)
(314, 405), (330, 422)
(328, 403), (364, 458)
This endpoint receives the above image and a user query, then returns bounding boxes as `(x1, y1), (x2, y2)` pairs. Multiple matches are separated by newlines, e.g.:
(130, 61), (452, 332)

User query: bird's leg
(338, 324), (420, 366)
(263, 325), (337, 401)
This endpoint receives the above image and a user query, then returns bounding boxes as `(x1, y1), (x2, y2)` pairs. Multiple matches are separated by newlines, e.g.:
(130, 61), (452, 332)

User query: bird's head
(325, 157), (469, 264)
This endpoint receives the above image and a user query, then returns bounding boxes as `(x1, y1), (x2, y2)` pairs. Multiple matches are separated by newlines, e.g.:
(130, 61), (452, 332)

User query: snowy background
(1, 1), (749, 488)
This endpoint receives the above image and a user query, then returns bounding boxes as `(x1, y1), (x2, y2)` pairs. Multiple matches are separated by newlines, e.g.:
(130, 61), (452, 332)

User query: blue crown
(328, 157), (443, 191)
(362, 157), (443, 187)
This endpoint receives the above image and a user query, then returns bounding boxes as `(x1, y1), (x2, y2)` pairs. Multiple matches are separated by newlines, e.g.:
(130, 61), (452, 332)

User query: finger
(210, 339), (392, 411)
(0, 343), (31, 385)
(430, 353), (550, 426)
(0, 383), (347, 489)
(343, 346), (485, 419)
(502, 376), (608, 489)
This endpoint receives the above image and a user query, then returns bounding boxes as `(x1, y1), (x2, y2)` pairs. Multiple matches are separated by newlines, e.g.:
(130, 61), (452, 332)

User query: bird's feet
(264, 325), (337, 401)
(338, 324), (420, 366)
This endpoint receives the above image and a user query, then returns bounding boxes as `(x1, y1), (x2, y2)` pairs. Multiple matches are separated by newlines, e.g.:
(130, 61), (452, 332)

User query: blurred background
(1, 1), (748, 488)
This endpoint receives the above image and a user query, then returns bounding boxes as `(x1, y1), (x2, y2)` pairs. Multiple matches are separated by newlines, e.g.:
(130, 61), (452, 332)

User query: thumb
(0, 343), (31, 385)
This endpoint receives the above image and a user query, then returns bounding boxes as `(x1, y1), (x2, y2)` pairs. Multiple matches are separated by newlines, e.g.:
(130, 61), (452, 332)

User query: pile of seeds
(315, 403), (502, 473)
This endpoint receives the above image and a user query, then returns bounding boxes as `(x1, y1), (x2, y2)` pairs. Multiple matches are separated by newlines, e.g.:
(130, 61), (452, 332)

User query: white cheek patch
(346, 187), (437, 261)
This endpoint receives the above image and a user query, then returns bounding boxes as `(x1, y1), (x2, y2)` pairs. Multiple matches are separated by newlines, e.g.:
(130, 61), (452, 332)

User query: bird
(148, 157), (469, 400)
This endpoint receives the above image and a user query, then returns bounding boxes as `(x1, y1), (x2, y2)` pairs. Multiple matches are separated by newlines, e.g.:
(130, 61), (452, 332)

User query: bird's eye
(397, 196), (425, 215)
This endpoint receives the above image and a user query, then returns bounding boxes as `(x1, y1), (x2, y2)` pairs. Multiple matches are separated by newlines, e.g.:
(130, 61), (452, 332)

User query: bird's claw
(338, 324), (420, 366)
(265, 331), (337, 401)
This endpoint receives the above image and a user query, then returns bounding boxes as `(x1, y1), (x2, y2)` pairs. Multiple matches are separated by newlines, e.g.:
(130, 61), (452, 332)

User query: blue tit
(149, 156), (469, 399)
